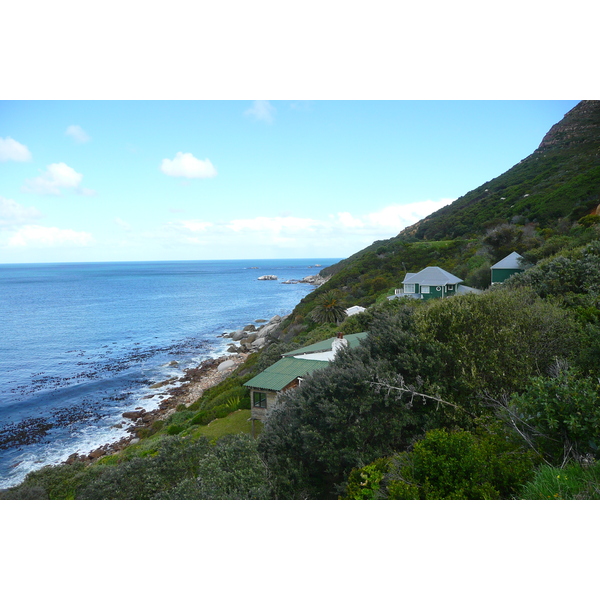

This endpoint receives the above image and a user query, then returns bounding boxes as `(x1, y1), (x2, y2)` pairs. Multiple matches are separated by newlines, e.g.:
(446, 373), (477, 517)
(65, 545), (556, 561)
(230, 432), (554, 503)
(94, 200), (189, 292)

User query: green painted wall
(420, 285), (457, 299)
(491, 268), (522, 284)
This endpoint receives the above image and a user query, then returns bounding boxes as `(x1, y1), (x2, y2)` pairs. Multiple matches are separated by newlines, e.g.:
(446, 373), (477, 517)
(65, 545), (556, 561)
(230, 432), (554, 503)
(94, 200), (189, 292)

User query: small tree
(309, 290), (347, 324)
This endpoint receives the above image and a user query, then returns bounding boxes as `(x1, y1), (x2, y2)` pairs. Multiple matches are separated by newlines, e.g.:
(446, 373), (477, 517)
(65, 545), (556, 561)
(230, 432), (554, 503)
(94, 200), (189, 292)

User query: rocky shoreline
(64, 352), (250, 466)
(62, 313), (288, 466)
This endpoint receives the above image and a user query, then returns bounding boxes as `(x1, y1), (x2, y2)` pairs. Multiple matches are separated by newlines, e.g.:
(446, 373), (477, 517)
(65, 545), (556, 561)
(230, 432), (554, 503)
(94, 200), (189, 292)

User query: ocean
(0, 258), (338, 488)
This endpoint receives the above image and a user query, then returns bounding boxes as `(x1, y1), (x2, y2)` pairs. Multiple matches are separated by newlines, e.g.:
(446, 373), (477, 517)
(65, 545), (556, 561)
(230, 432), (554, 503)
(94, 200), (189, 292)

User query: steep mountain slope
(404, 100), (600, 240)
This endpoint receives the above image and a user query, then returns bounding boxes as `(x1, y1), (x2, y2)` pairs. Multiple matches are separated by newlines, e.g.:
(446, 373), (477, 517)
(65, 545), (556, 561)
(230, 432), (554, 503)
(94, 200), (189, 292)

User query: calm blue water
(0, 258), (337, 488)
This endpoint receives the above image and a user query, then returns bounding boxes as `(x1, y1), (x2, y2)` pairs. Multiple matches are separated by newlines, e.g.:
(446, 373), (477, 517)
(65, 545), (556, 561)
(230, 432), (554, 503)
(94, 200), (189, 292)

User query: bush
(155, 434), (273, 499)
(510, 366), (600, 464)
(345, 425), (537, 500)
(137, 420), (164, 438)
(0, 462), (93, 500)
(166, 424), (185, 435)
(413, 287), (580, 411)
(77, 436), (212, 499)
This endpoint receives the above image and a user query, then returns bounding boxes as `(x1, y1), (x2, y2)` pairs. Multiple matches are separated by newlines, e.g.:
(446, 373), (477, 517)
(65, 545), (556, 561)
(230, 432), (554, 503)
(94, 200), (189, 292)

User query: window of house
(404, 283), (415, 294)
(447, 285), (454, 290)
(253, 391), (267, 408)
(421, 285), (430, 294)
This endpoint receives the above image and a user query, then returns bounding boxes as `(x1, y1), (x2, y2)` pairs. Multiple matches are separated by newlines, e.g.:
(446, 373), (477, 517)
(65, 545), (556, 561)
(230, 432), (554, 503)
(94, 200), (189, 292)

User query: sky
(0, 100), (581, 263)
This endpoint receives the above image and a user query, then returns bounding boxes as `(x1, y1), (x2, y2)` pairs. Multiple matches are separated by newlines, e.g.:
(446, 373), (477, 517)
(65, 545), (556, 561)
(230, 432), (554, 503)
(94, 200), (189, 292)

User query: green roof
(283, 332), (368, 357)
(243, 357), (329, 392)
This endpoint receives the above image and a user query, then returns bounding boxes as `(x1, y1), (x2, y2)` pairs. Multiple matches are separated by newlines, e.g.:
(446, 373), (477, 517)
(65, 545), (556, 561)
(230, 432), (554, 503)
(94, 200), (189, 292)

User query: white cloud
(337, 212), (364, 228)
(227, 216), (319, 234)
(0, 196), (42, 229)
(0, 137), (32, 162)
(364, 199), (455, 232)
(92, 197), (456, 260)
(244, 101), (275, 123)
(65, 125), (91, 143)
(23, 162), (93, 195)
(160, 152), (217, 179)
(8, 225), (94, 247)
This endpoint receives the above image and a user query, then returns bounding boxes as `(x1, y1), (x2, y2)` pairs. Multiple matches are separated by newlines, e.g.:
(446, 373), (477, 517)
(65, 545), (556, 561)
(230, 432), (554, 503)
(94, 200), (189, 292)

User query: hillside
(404, 100), (600, 240)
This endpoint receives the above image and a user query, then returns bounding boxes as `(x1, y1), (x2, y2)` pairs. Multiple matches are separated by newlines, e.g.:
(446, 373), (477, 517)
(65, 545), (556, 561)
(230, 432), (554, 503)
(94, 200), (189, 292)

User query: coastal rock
(88, 448), (105, 459)
(217, 359), (236, 372)
(230, 330), (245, 342)
(122, 411), (144, 420)
(258, 275), (278, 280)
(300, 275), (329, 286)
(227, 344), (241, 353)
(243, 324), (257, 332)
(256, 322), (279, 340)
(150, 377), (177, 389)
(255, 319), (267, 323)
(251, 338), (267, 350)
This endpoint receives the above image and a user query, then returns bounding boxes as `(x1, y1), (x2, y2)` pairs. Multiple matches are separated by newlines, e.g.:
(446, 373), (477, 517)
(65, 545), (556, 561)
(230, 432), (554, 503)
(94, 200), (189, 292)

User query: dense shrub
(509, 367), (600, 465)
(155, 435), (273, 500)
(413, 287), (580, 412)
(0, 462), (93, 500)
(77, 436), (211, 500)
(346, 425), (537, 500)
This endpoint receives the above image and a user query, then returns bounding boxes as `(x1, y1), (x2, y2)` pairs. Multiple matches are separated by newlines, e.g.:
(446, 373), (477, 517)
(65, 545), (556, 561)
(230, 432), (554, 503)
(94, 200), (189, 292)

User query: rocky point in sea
(222, 314), (283, 354)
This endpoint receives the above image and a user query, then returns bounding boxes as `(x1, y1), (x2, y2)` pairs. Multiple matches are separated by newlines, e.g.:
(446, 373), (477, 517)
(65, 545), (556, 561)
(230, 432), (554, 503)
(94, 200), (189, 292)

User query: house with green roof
(490, 251), (525, 284)
(244, 332), (368, 423)
(388, 266), (482, 300)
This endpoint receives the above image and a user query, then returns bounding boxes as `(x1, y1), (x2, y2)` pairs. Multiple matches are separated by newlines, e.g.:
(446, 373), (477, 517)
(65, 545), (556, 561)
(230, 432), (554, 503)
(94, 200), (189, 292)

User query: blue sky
(0, 100), (580, 263)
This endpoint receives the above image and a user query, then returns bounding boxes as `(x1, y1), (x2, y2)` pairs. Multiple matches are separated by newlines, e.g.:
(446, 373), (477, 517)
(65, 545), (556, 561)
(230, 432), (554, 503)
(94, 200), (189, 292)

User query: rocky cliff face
(536, 100), (600, 153)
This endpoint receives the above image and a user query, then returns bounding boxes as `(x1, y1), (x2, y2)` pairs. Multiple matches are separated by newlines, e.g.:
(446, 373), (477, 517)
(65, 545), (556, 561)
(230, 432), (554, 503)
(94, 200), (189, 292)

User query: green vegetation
(3, 101), (600, 501)
(520, 462), (600, 500)
(309, 290), (347, 324)
(345, 425), (537, 500)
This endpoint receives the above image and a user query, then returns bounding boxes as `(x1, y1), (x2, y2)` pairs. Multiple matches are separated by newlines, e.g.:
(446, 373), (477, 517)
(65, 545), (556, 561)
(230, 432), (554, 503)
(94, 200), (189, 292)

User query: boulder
(230, 330), (245, 341)
(217, 359), (236, 372)
(243, 324), (257, 332)
(258, 275), (278, 280)
(122, 411), (144, 420)
(256, 322), (279, 340)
